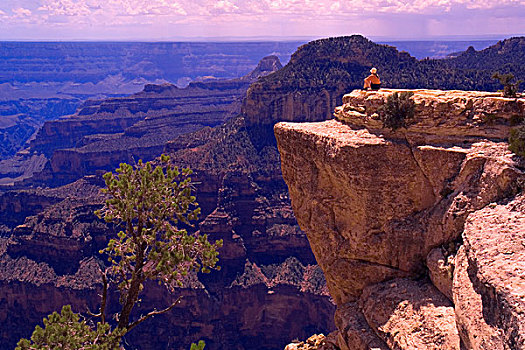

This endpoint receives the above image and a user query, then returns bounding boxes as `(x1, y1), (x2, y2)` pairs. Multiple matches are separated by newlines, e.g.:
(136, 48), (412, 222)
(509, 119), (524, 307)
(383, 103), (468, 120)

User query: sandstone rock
(360, 278), (460, 350)
(454, 195), (525, 349)
(275, 115), (523, 305)
(426, 247), (454, 301)
(322, 331), (340, 350)
(275, 119), (433, 303)
(334, 302), (388, 350)
(284, 333), (337, 350)
(336, 89), (525, 140)
(453, 246), (504, 350)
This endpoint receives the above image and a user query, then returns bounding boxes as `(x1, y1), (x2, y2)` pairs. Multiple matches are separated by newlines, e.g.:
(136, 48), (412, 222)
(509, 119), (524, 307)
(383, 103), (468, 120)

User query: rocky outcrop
(334, 303), (387, 350)
(275, 89), (525, 350)
(360, 279), (460, 350)
(336, 89), (524, 140)
(454, 195), (525, 349)
(284, 334), (337, 350)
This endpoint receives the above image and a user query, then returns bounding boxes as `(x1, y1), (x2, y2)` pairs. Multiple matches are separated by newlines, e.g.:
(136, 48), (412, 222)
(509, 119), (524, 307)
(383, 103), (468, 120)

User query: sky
(0, 0), (525, 41)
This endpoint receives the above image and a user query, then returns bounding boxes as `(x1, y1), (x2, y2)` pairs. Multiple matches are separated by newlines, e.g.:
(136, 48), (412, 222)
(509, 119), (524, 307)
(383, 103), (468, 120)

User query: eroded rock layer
(0, 56), (338, 349)
(0, 56), (283, 187)
(275, 89), (525, 350)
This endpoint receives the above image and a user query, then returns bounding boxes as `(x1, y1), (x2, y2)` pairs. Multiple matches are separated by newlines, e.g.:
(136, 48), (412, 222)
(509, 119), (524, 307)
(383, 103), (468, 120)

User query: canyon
(0, 41), (303, 161)
(0, 55), (336, 349)
(1, 35), (525, 349)
(276, 89), (525, 349)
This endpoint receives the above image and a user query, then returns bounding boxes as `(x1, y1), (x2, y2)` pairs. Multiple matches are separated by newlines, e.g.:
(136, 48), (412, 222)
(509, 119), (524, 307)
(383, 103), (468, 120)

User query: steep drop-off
(0, 56), (336, 349)
(275, 89), (525, 349)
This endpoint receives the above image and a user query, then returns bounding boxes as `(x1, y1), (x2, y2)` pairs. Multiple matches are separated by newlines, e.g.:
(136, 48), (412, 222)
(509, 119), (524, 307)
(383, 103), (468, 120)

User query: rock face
(454, 196), (525, 349)
(360, 279), (460, 350)
(337, 89), (524, 140)
(275, 89), (525, 350)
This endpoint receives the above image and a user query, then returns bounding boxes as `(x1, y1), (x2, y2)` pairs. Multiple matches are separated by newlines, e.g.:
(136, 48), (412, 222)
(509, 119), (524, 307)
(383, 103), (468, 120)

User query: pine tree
(17, 155), (222, 349)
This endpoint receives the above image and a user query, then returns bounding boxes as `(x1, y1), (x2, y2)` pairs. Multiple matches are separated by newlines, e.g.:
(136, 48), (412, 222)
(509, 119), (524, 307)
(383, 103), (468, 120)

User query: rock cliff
(275, 89), (525, 350)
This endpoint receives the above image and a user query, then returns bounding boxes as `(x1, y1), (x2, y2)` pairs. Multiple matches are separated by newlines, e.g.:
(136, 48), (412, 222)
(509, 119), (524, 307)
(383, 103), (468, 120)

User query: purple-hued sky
(0, 0), (524, 41)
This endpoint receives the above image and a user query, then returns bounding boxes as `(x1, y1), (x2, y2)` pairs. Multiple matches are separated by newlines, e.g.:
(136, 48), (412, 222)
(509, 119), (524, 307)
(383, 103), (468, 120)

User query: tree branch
(99, 270), (108, 324)
(86, 269), (108, 324)
(126, 296), (182, 332)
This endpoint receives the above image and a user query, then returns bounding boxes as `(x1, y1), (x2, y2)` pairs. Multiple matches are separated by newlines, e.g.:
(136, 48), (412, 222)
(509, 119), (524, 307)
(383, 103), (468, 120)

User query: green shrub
(16, 305), (124, 350)
(379, 91), (416, 130)
(492, 72), (522, 98)
(509, 125), (525, 157)
(510, 114), (524, 126)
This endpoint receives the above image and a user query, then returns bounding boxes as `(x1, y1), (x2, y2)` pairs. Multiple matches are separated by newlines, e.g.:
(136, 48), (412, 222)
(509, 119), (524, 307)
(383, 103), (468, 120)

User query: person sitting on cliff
(363, 67), (381, 90)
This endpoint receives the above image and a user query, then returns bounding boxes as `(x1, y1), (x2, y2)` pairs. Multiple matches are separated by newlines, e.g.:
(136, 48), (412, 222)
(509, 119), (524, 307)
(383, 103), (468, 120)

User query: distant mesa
(241, 55), (283, 81)
(143, 82), (180, 93)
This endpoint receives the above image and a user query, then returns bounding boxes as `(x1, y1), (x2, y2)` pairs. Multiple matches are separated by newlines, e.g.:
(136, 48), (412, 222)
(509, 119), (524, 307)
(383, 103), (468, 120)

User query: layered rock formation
(4, 35), (525, 349)
(0, 41), (302, 160)
(0, 56), (336, 349)
(0, 56), (283, 187)
(275, 89), (525, 349)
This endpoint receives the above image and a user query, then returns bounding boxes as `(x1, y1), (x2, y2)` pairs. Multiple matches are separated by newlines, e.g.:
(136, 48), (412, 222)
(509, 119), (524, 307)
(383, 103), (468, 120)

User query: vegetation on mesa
(492, 72), (525, 157)
(17, 155), (222, 349)
(378, 91), (416, 131)
(493, 72), (522, 98)
(255, 35), (525, 94)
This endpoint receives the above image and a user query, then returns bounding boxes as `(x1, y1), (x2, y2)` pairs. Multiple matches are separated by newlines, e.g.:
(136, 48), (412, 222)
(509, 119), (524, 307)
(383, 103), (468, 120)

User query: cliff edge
(275, 89), (525, 350)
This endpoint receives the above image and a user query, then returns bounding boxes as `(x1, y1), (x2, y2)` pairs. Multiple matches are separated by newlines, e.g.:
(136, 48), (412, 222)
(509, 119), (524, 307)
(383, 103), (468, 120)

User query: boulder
(454, 195), (525, 349)
(360, 278), (460, 350)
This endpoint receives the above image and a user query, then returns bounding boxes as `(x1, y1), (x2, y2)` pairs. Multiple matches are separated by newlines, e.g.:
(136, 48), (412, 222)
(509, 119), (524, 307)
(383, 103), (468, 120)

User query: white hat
(370, 67), (377, 74)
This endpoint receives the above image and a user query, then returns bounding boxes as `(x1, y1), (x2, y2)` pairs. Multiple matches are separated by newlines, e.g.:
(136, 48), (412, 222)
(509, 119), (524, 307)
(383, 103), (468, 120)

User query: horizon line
(0, 33), (522, 43)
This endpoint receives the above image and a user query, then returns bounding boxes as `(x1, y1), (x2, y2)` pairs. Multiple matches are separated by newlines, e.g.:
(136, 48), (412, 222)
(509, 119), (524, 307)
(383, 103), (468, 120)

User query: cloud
(5, 0), (525, 22)
(37, 0), (187, 18)
(248, 0), (525, 15)
(213, 0), (239, 13)
(1, 0), (525, 39)
(12, 7), (32, 17)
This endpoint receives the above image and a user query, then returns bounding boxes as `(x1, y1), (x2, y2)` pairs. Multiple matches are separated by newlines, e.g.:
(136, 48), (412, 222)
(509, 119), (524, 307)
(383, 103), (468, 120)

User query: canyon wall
(0, 56), (336, 349)
(0, 56), (283, 188)
(275, 89), (525, 350)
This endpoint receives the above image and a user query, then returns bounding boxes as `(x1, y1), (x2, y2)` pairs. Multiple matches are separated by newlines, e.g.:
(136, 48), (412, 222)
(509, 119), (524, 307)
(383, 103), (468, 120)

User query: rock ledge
(276, 89), (525, 350)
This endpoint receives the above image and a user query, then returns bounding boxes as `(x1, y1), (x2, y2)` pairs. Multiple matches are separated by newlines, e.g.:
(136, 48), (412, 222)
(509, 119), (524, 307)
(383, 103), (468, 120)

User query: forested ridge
(257, 35), (525, 93)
